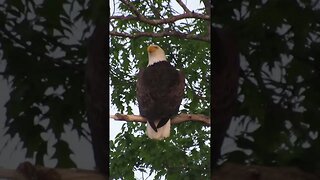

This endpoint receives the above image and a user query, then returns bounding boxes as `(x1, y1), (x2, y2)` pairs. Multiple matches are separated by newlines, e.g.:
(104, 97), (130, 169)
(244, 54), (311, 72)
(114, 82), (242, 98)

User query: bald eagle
(137, 45), (185, 140)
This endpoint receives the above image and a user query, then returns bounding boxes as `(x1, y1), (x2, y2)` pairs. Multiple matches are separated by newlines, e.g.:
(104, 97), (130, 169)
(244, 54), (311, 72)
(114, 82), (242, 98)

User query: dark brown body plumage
(137, 61), (185, 132)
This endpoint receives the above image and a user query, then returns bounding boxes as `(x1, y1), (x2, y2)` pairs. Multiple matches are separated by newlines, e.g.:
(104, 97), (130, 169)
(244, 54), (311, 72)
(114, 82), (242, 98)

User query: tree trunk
(85, 23), (108, 176)
(212, 27), (240, 166)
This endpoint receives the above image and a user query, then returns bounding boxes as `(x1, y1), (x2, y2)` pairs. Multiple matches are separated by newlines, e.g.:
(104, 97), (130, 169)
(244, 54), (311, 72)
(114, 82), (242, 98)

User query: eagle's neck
(147, 54), (167, 66)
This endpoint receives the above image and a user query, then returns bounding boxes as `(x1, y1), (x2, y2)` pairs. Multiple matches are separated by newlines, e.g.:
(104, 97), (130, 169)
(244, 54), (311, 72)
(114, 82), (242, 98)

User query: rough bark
(111, 113), (211, 125)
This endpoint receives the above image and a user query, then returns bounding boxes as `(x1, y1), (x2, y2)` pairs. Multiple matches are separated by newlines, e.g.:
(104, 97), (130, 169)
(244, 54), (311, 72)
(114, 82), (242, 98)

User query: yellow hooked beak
(147, 45), (159, 53)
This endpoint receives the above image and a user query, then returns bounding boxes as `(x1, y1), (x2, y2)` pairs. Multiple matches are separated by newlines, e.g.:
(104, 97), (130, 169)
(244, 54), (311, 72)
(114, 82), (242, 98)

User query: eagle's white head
(147, 44), (167, 66)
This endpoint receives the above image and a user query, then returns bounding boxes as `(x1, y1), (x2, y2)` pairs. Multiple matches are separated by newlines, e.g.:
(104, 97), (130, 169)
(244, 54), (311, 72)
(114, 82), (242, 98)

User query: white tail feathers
(146, 119), (171, 140)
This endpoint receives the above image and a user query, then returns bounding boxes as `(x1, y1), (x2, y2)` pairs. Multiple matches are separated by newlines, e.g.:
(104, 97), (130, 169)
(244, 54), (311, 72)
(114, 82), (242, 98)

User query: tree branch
(112, 0), (209, 26)
(111, 113), (211, 126)
(109, 31), (210, 42)
(110, 0), (210, 41)
(110, 13), (209, 25)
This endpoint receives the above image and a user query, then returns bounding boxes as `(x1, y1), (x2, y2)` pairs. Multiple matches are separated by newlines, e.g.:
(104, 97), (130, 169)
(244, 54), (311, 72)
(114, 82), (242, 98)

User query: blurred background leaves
(213, 0), (320, 173)
(0, 0), (104, 168)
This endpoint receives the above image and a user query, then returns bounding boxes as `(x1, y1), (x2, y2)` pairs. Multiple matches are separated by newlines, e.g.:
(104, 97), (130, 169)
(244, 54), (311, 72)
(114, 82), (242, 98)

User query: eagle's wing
(136, 69), (152, 116)
(156, 70), (185, 128)
(136, 69), (159, 131)
(167, 71), (185, 113)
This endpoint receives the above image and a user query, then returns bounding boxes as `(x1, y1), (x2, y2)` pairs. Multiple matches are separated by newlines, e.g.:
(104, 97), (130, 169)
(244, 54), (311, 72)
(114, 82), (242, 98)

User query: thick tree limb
(111, 113), (211, 126)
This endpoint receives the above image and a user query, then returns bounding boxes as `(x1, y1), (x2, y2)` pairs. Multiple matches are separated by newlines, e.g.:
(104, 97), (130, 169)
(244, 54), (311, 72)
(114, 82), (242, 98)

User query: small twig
(110, 15), (138, 21)
(176, 0), (191, 13)
(111, 113), (211, 126)
(120, 0), (144, 18)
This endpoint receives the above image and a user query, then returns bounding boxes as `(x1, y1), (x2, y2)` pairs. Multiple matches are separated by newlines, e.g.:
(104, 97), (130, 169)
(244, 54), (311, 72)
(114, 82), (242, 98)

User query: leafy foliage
(214, 0), (320, 171)
(0, 0), (103, 167)
(110, 0), (210, 179)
